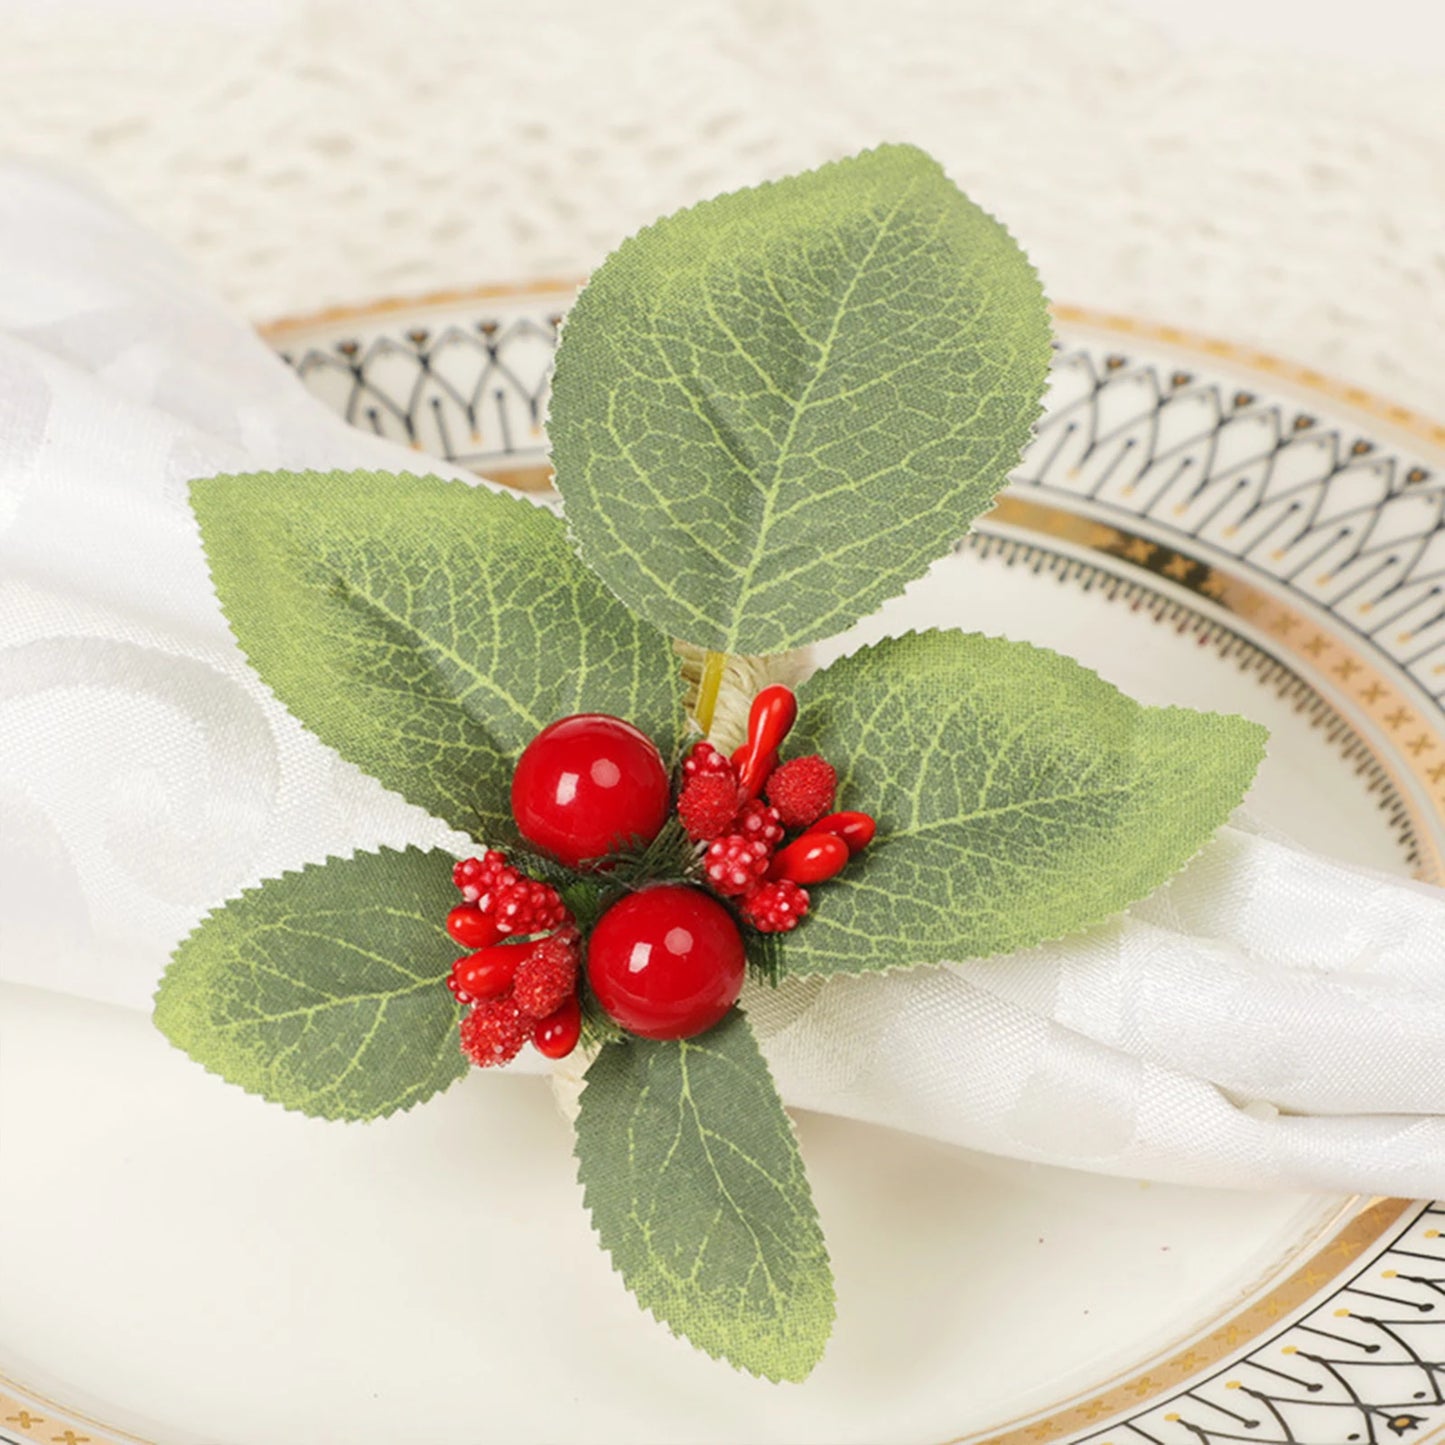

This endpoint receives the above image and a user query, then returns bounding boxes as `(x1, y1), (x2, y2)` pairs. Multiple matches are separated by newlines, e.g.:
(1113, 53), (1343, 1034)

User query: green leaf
(191, 470), (684, 837)
(155, 846), (467, 1120)
(549, 143), (1052, 654)
(575, 1010), (834, 1381)
(778, 631), (1267, 975)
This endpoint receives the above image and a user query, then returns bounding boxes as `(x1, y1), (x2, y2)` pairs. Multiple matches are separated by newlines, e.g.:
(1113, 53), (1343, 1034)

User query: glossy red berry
(586, 885), (746, 1040)
(703, 834), (772, 896)
(532, 995), (583, 1059)
(512, 933), (580, 1018)
(732, 686), (798, 800)
(448, 942), (533, 1003)
(511, 714), (670, 868)
(768, 832), (850, 884)
(765, 754), (837, 829)
(741, 879), (810, 933)
(446, 904), (503, 950)
(803, 810), (877, 855)
(459, 995), (530, 1067)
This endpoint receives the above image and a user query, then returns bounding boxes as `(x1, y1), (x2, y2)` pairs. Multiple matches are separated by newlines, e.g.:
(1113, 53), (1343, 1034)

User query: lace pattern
(6, 0), (1443, 417)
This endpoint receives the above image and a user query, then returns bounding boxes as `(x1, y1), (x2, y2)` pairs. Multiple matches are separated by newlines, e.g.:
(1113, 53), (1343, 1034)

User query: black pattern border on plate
(1067, 1204), (1444, 1445)
(278, 315), (1445, 719)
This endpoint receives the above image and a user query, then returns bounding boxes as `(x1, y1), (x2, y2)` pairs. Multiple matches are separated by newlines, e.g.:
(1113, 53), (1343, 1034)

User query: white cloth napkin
(2, 166), (1443, 1200)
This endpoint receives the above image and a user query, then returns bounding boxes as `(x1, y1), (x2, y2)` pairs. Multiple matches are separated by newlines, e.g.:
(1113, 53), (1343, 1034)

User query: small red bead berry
(532, 995), (583, 1060)
(703, 834), (772, 896)
(512, 933), (580, 1018)
(768, 831), (850, 884)
(733, 686), (798, 800)
(682, 740), (735, 780)
(803, 810), (877, 855)
(765, 754), (837, 830)
(493, 877), (569, 937)
(511, 713), (671, 868)
(459, 995), (530, 1067)
(448, 942), (533, 1003)
(678, 771), (742, 841)
(586, 885), (746, 1040)
(741, 879), (810, 933)
(734, 799), (785, 850)
(452, 850), (514, 904)
(446, 904), (503, 950)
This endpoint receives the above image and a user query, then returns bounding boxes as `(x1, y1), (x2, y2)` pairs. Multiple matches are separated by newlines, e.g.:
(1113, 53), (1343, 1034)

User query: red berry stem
(732, 685), (798, 801)
(459, 996), (531, 1066)
(448, 837), (587, 1064)
(532, 995), (583, 1059)
(704, 835), (772, 895)
(802, 810), (877, 855)
(512, 932), (581, 1018)
(678, 770), (742, 841)
(446, 904), (503, 950)
(447, 942), (535, 1004)
(767, 832), (850, 884)
(741, 879), (809, 933)
(765, 754), (836, 828)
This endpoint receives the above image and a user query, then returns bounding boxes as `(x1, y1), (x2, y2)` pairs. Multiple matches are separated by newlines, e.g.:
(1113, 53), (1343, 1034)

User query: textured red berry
(512, 933), (580, 1018)
(803, 810), (876, 855)
(734, 799), (785, 849)
(532, 995), (583, 1060)
(511, 714), (671, 867)
(741, 879), (810, 933)
(452, 850), (514, 904)
(765, 754), (837, 829)
(678, 771), (742, 841)
(703, 834), (772, 896)
(459, 996), (530, 1067)
(446, 904), (503, 950)
(493, 877), (569, 937)
(682, 740), (735, 780)
(448, 942), (533, 1003)
(768, 832), (850, 884)
(586, 885), (745, 1040)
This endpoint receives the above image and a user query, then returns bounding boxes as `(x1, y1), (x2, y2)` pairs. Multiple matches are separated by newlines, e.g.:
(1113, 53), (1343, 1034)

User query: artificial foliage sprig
(154, 144), (1267, 1381)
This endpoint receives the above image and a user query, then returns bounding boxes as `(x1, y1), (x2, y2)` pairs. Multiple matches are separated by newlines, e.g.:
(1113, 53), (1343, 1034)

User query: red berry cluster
(445, 852), (582, 1066)
(437, 696), (876, 1058)
(678, 686), (876, 932)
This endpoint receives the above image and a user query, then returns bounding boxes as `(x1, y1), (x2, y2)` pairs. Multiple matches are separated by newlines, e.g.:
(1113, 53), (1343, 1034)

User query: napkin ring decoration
(154, 146), (1266, 1380)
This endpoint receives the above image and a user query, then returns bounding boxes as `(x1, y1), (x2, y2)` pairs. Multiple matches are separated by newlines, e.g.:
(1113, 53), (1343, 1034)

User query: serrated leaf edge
(778, 627), (1269, 979)
(154, 842), (468, 1124)
(571, 1012), (835, 1383)
(549, 144), (1054, 654)
(188, 469), (560, 842)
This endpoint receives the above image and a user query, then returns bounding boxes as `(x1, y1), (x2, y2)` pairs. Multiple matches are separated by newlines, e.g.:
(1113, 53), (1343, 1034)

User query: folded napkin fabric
(2, 166), (1443, 1199)
(750, 819), (1445, 1197)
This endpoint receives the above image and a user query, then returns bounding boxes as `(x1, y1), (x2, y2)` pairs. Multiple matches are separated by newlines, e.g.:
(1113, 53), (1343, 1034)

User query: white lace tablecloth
(4, 0), (1443, 418)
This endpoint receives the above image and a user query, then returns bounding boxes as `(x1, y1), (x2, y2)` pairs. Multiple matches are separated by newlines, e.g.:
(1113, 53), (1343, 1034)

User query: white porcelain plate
(1, 289), (1443, 1445)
